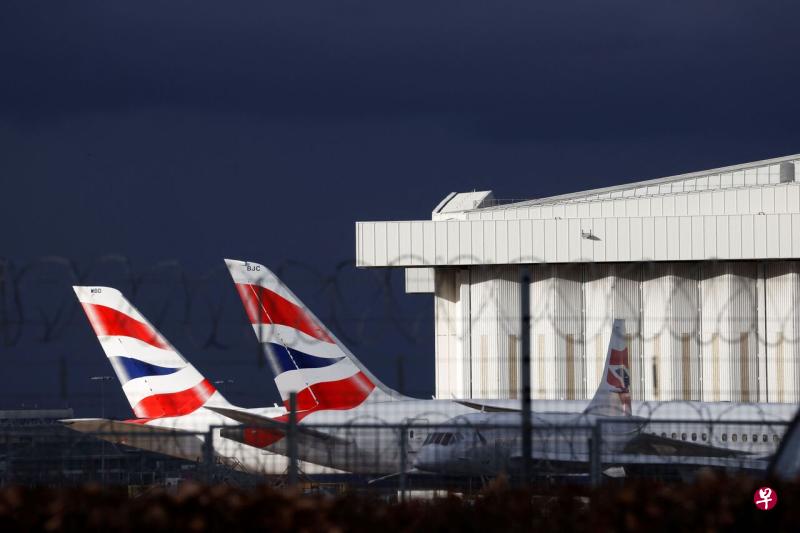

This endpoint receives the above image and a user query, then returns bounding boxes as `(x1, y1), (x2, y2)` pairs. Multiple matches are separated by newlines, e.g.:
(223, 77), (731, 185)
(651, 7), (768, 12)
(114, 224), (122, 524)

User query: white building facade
(356, 154), (800, 403)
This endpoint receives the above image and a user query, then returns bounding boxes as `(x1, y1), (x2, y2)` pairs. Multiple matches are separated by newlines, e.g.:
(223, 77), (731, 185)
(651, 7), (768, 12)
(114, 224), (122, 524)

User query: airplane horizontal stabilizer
(205, 406), (347, 445)
(62, 418), (207, 463)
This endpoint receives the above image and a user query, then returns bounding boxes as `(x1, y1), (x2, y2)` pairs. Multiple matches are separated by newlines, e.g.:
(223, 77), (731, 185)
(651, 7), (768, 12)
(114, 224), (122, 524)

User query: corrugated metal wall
(530, 265), (584, 400)
(699, 262), (758, 402)
(765, 262), (800, 402)
(468, 266), (521, 398)
(641, 263), (701, 400)
(434, 268), (456, 397)
(357, 212), (800, 267)
(433, 260), (797, 403)
(434, 269), (471, 398)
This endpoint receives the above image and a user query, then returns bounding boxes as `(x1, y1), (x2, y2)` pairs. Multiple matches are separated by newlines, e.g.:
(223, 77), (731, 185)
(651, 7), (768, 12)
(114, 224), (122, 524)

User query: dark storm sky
(2, 1), (800, 416)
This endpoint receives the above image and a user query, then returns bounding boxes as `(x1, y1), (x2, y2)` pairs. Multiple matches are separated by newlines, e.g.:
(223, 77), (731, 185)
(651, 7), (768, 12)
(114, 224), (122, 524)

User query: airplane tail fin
(584, 319), (632, 417)
(73, 286), (232, 419)
(225, 259), (403, 412)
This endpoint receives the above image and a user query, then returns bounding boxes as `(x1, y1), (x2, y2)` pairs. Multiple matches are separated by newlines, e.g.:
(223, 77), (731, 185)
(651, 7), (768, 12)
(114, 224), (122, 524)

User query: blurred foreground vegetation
(0, 471), (797, 532)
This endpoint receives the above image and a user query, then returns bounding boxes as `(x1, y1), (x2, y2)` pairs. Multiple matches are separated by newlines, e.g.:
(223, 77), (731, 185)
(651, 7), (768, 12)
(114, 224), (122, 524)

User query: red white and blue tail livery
(225, 259), (401, 416)
(68, 285), (333, 475)
(73, 286), (230, 419)
(585, 319), (631, 416)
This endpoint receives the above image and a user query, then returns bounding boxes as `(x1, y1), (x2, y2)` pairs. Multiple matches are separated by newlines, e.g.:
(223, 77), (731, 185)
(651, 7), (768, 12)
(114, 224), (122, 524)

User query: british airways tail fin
(73, 286), (232, 419)
(584, 319), (632, 417)
(225, 259), (405, 412)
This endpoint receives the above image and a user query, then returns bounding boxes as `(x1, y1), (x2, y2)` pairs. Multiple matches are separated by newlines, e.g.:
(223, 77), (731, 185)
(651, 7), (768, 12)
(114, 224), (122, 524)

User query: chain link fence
(0, 257), (799, 494)
(0, 417), (791, 496)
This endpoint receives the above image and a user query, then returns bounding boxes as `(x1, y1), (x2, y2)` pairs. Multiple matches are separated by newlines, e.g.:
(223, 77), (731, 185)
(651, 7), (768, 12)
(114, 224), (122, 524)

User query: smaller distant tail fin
(73, 286), (231, 419)
(585, 319), (631, 417)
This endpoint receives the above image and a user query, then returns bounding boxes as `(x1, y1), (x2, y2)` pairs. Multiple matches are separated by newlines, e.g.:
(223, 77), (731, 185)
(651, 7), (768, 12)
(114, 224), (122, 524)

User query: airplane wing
(453, 399), (521, 413)
(61, 418), (207, 462)
(367, 469), (470, 490)
(510, 448), (768, 473)
(622, 432), (746, 458)
(603, 453), (768, 471)
(505, 429), (761, 470)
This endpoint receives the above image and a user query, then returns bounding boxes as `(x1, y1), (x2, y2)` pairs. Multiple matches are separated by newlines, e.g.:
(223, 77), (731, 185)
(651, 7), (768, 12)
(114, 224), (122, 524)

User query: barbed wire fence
(2, 256), (800, 407)
(0, 255), (437, 415)
(0, 255), (432, 350)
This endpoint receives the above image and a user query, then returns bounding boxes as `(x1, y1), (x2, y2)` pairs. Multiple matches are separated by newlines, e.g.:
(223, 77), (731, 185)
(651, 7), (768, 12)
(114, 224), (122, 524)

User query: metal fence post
(590, 420), (602, 487)
(204, 428), (215, 483)
(399, 424), (407, 501)
(288, 392), (298, 488)
(520, 269), (532, 487)
(4, 431), (10, 486)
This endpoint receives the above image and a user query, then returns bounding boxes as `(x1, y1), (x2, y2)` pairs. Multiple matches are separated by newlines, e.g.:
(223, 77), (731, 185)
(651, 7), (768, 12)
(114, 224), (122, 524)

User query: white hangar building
(355, 154), (800, 404)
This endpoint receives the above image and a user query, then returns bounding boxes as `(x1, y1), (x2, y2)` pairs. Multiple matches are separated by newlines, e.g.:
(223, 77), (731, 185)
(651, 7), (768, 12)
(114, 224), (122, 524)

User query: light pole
(209, 380), (234, 478)
(90, 375), (113, 417)
(90, 376), (113, 483)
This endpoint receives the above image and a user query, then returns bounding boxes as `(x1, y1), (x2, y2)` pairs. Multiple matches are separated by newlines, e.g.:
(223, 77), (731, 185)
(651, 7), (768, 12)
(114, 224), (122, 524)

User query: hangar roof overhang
(356, 153), (800, 269)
